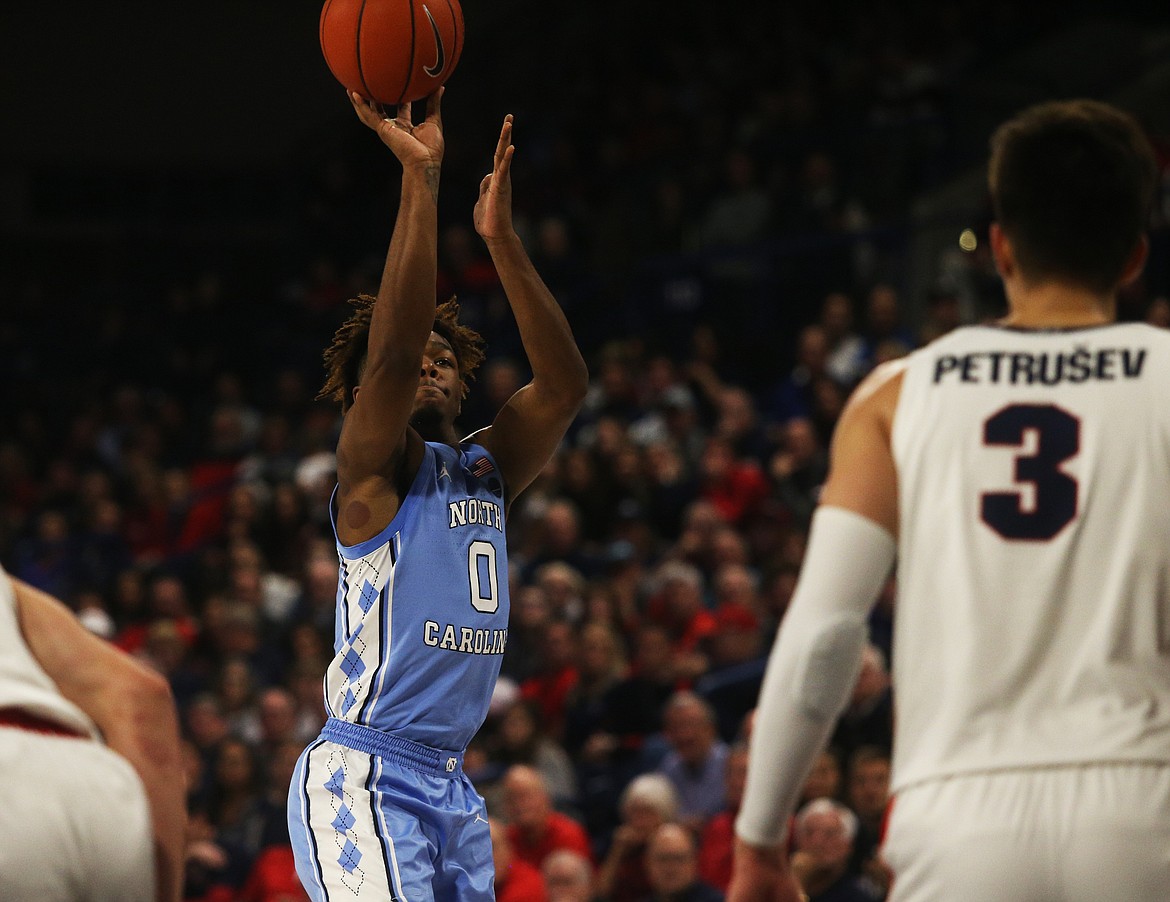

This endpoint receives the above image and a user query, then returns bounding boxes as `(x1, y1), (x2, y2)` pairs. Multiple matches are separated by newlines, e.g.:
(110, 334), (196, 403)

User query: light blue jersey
(324, 441), (509, 751)
(290, 441), (506, 902)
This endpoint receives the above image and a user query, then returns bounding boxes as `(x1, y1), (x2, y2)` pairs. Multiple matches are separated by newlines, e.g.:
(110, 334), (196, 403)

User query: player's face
(413, 332), (462, 422)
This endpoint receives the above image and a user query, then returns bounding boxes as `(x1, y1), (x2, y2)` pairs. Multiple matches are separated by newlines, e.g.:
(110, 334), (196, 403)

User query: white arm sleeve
(735, 505), (896, 847)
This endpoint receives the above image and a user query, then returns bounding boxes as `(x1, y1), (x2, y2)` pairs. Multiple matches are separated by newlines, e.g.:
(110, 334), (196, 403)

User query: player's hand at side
(728, 839), (807, 902)
(473, 114), (515, 243)
(349, 88), (444, 170)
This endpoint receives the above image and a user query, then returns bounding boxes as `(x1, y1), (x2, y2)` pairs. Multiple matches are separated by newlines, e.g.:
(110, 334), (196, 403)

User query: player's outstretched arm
(14, 578), (185, 902)
(337, 89), (446, 496)
(730, 363), (903, 902)
(470, 114), (588, 503)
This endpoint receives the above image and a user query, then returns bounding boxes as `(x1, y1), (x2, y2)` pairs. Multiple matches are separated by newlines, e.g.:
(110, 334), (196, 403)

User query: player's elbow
(135, 667), (178, 723)
(557, 359), (590, 410)
(565, 372), (589, 411)
(120, 665), (182, 750)
(130, 665), (176, 712)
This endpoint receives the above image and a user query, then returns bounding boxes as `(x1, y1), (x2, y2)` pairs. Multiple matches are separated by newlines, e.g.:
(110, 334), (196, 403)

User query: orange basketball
(320, 0), (464, 106)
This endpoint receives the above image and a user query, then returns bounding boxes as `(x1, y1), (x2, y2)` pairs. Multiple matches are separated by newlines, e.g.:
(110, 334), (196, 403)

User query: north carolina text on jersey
(448, 498), (504, 531)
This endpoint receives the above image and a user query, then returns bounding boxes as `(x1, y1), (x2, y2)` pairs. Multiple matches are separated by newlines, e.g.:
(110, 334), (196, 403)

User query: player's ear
(989, 223), (1015, 281)
(352, 385), (361, 405)
(1118, 235), (1149, 288)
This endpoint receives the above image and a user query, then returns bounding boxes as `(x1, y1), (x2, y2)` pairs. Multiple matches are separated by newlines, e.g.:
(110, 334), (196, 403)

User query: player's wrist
(480, 229), (520, 248)
(402, 159), (442, 178)
(401, 162), (441, 202)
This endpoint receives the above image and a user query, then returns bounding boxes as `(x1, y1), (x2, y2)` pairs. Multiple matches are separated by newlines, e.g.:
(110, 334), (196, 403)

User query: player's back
(890, 322), (1170, 792)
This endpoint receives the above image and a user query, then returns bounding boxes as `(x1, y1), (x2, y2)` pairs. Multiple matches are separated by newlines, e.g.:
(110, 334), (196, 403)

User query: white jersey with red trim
(889, 322), (1170, 793)
(0, 566), (99, 738)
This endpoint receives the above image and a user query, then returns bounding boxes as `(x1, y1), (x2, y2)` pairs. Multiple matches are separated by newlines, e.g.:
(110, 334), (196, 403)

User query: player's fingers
(397, 99), (415, 129)
(425, 87), (444, 127)
(497, 144), (515, 179)
(479, 173), (492, 196)
(495, 114), (513, 163)
(349, 92), (378, 126)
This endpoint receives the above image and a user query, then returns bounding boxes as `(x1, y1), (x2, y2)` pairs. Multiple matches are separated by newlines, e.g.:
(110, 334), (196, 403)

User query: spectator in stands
(845, 745), (893, 894)
(502, 765), (593, 873)
(595, 773), (680, 902)
(520, 618), (580, 743)
(655, 691), (730, 832)
(695, 604), (768, 743)
(818, 292), (867, 388)
(642, 822), (724, 902)
(521, 498), (601, 583)
(568, 621), (631, 729)
(697, 741), (750, 893)
(830, 643), (894, 760)
(860, 283), (916, 368)
(204, 737), (269, 889)
(714, 386), (772, 463)
(918, 284), (964, 345)
(536, 560), (588, 625)
(644, 561), (717, 686)
(501, 584), (552, 683)
(494, 697), (579, 811)
(800, 747), (844, 808)
(767, 325), (832, 424)
(253, 686), (302, 762)
(790, 798), (881, 902)
(697, 436), (770, 528)
(491, 816), (550, 902)
(769, 416), (828, 528)
(543, 848), (599, 902)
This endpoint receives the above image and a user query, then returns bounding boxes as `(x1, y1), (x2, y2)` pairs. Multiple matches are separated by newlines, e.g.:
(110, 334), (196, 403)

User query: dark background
(2, 0), (1169, 423)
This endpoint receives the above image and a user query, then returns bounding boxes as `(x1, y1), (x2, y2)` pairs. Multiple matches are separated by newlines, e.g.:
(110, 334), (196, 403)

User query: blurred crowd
(4, 279), (1168, 901)
(3, 2), (1170, 901)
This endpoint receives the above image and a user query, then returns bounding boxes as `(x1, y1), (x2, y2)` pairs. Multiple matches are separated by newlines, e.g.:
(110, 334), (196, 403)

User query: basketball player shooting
(729, 99), (1169, 902)
(287, 87), (588, 901)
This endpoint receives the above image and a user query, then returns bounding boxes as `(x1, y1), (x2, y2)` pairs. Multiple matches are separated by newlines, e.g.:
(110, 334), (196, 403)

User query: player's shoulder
(842, 328), (995, 433)
(845, 356), (911, 422)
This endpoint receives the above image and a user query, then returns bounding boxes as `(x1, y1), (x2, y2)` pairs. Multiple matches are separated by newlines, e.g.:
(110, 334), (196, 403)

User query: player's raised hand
(473, 114), (515, 242)
(349, 87), (445, 169)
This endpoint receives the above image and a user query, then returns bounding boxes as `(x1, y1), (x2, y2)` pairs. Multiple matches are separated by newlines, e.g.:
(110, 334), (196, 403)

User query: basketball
(320, 0), (464, 106)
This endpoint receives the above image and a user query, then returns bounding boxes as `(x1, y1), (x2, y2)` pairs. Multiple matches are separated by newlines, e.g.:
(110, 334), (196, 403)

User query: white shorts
(883, 763), (1170, 902)
(0, 726), (154, 902)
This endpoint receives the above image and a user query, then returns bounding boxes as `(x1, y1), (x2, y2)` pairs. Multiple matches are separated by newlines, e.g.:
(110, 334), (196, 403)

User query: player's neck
(411, 411), (461, 446)
(1000, 281), (1115, 329)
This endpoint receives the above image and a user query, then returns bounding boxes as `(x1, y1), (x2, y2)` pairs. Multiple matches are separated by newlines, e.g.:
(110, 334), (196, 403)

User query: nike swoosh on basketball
(422, 5), (446, 77)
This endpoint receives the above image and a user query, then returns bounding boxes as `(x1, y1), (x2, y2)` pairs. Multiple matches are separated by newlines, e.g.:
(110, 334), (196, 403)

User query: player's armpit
(819, 360), (906, 537)
(473, 381), (584, 506)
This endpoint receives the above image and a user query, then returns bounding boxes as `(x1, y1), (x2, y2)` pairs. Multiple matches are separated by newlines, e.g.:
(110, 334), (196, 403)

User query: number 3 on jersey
(981, 404), (1080, 541)
(468, 540), (500, 613)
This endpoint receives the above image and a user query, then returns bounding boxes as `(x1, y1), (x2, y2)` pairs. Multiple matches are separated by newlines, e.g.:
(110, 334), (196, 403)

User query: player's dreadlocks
(319, 295), (486, 413)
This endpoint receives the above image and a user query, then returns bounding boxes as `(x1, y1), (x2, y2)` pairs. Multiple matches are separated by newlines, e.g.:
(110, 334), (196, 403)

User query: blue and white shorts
(289, 718), (494, 902)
